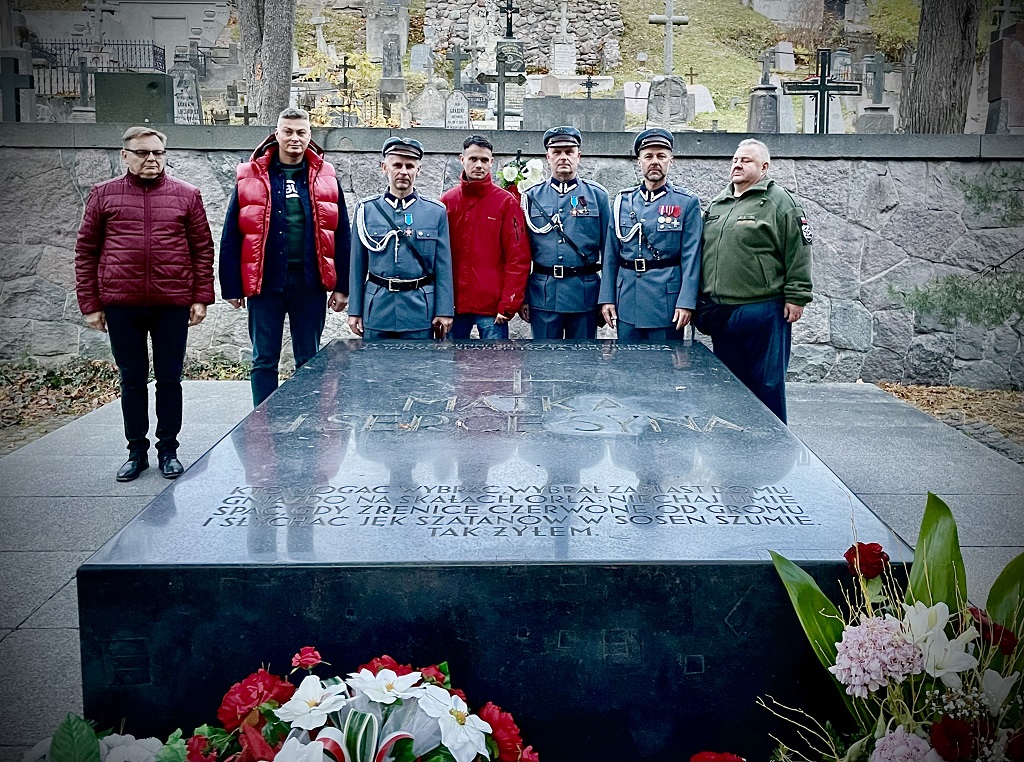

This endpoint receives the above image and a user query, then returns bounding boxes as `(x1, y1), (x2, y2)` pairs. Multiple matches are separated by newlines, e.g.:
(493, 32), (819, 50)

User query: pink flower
(870, 726), (936, 762)
(291, 647), (323, 670)
(828, 616), (923, 698)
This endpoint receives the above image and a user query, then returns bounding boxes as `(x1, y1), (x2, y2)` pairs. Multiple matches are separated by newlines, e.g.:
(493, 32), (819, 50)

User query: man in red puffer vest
(219, 107), (351, 406)
(75, 126), (216, 482)
(440, 135), (530, 340)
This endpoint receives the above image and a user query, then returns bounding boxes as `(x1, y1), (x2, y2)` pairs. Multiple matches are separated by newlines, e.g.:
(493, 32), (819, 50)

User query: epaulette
(419, 196), (447, 210)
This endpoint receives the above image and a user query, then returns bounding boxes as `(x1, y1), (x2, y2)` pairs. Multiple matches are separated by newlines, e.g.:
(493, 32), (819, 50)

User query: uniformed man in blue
(599, 128), (702, 341)
(349, 137), (455, 340)
(519, 126), (613, 339)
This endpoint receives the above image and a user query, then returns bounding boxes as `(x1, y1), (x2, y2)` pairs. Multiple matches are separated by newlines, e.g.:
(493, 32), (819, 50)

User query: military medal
(577, 196), (589, 216)
(404, 212), (414, 236)
(570, 196), (579, 216)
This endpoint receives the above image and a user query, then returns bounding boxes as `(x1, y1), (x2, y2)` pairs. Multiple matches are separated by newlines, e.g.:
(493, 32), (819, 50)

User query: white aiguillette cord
(613, 190), (643, 245)
(520, 190), (558, 235)
(356, 200), (401, 261)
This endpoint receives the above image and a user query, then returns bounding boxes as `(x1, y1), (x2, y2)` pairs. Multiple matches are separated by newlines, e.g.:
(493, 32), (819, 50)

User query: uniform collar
(383, 190), (419, 209)
(639, 184), (669, 203)
(729, 178), (772, 199)
(549, 177), (579, 195)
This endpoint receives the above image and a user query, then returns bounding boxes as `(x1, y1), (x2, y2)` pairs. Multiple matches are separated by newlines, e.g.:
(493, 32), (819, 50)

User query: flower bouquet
(767, 493), (1023, 761)
(27, 652), (538, 762)
(495, 153), (544, 201)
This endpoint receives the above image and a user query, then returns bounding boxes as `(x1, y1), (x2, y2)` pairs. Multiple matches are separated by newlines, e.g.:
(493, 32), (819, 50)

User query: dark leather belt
(620, 256), (681, 272)
(367, 273), (434, 292)
(532, 262), (602, 278)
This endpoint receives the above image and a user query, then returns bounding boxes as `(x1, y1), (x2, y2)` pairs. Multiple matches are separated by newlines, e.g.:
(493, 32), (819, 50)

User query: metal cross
(581, 74), (597, 99)
(338, 54), (355, 90)
(496, 0), (520, 38)
(648, 0), (688, 76)
(863, 52), (892, 105)
(685, 66), (698, 84)
(446, 44), (470, 90)
(69, 55), (98, 106)
(757, 48), (774, 85)
(234, 103), (255, 125)
(781, 48), (862, 134)
(0, 56), (33, 122)
(476, 48), (526, 130)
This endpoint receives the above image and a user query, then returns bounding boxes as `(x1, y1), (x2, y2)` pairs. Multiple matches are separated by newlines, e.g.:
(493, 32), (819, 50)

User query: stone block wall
(0, 126), (1020, 389)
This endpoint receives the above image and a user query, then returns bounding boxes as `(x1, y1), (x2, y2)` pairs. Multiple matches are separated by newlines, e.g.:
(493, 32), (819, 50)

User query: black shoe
(116, 455), (149, 482)
(158, 454), (184, 480)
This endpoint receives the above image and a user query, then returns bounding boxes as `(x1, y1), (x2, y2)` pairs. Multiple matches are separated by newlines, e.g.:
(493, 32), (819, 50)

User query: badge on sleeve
(800, 216), (813, 244)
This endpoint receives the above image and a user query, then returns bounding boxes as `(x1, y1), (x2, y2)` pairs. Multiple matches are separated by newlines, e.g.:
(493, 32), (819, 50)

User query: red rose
(418, 664), (446, 686)
(217, 668), (295, 731)
(931, 715), (974, 761)
(450, 687), (468, 703)
(519, 745), (539, 762)
(1006, 730), (1024, 762)
(186, 736), (217, 762)
(236, 723), (276, 762)
(969, 607), (1019, 656)
(843, 542), (889, 579)
(291, 646), (323, 669)
(478, 703), (524, 762)
(358, 654), (413, 676)
(690, 754), (745, 762)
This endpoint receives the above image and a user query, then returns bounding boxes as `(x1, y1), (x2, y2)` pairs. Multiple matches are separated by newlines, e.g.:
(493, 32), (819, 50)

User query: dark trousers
(530, 309), (596, 340)
(696, 297), (791, 423)
(247, 275), (327, 407)
(105, 304), (190, 456)
(615, 321), (686, 342)
(363, 329), (433, 340)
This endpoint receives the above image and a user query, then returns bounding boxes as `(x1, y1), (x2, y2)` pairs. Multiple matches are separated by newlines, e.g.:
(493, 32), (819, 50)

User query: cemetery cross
(864, 52), (892, 105)
(234, 103), (256, 125)
(0, 56), (33, 122)
(69, 55), (98, 107)
(446, 44), (470, 90)
(82, 0), (117, 45)
(496, 0), (520, 39)
(476, 48), (526, 130)
(581, 74), (597, 99)
(782, 48), (861, 134)
(685, 66), (699, 84)
(648, 0), (688, 76)
(339, 55), (355, 91)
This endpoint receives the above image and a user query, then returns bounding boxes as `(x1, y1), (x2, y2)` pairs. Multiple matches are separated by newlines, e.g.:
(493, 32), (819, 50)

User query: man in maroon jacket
(75, 126), (216, 482)
(440, 135), (530, 340)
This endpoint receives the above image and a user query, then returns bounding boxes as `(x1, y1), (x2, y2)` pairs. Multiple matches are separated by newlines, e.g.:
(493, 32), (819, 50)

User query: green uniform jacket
(700, 178), (813, 306)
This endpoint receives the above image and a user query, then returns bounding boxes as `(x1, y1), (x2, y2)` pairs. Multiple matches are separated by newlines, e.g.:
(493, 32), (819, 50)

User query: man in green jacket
(696, 138), (812, 423)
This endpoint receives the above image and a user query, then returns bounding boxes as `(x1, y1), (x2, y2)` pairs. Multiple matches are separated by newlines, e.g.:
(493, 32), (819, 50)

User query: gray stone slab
(0, 745), (31, 762)
(0, 497), (144, 551)
(0, 455), (176, 497)
(792, 424), (991, 461)
(0, 123), (75, 147)
(964, 546), (1024, 607)
(23, 578), (79, 628)
(0, 630), (10, 643)
(0, 628), (83, 745)
(980, 134), (1024, 159)
(785, 381), (892, 401)
(810, 454), (1024, 495)
(0, 551), (90, 628)
(860, 493), (1024, 549)
(788, 398), (940, 428)
(10, 422), (236, 457)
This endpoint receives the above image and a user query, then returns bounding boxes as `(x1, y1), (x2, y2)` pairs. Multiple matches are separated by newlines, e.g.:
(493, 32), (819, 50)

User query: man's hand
(433, 316), (454, 339)
(328, 291), (349, 312)
(673, 308), (692, 330)
(189, 303), (207, 326)
(348, 316), (364, 336)
(494, 313), (510, 325)
(600, 304), (617, 329)
(85, 311), (107, 333)
(783, 303), (804, 323)
(518, 304), (530, 322)
(227, 298), (245, 309)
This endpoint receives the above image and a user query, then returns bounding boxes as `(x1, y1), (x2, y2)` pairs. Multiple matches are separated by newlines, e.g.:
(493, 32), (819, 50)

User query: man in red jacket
(75, 126), (216, 482)
(440, 135), (530, 339)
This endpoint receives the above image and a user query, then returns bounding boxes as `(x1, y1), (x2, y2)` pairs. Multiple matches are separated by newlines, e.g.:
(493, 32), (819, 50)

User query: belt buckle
(634, 258), (647, 273)
(552, 264), (565, 279)
(387, 278), (400, 292)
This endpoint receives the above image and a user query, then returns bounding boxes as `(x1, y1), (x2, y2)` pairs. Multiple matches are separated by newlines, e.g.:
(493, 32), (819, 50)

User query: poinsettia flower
(346, 667), (422, 704)
(982, 668), (1020, 716)
(922, 626), (979, 690)
(901, 601), (951, 646)
(257, 737), (325, 762)
(274, 674), (350, 730)
(100, 735), (164, 762)
(418, 684), (492, 762)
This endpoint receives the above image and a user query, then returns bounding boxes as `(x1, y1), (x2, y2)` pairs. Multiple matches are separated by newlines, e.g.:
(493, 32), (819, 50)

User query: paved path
(0, 380), (1021, 756)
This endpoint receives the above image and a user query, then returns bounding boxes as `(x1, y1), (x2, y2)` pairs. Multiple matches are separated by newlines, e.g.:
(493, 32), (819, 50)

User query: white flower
(921, 626), (979, 690)
(828, 616), (923, 698)
(901, 601), (950, 646)
(869, 726), (936, 762)
(274, 674), (349, 730)
(982, 669), (1020, 716)
(346, 667), (422, 704)
(501, 165), (520, 182)
(259, 737), (326, 762)
(100, 735), (164, 762)
(21, 737), (50, 762)
(417, 684), (492, 762)
(525, 159), (545, 181)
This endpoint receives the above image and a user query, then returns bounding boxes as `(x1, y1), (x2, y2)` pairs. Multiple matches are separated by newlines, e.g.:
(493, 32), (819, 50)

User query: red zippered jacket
(75, 171), (215, 315)
(440, 175), (530, 318)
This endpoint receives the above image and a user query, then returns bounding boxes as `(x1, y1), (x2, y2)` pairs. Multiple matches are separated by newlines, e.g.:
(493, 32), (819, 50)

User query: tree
(238, 0), (296, 126)
(903, 0), (982, 133)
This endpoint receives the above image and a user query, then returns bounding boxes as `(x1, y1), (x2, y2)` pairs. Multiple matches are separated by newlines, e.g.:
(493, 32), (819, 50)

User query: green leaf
(155, 731), (186, 762)
(390, 738), (417, 762)
(987, 551), (1024, 633)
(191, 725), (234, 754)
(49, 715), (102, 762)
(905, 493), (967, 612)
(343, 710), (379, 762)
(418, 749), (457, 762)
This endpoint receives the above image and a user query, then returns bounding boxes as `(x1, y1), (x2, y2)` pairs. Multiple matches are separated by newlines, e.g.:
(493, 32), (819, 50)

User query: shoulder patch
(799, 215), (813, 245)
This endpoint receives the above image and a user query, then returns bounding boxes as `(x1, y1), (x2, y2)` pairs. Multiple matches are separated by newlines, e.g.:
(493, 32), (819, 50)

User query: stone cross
(782, 48), (862, 134)
(685, 66), (699, 84)
(991, 2), (1022, 32)
(476, 48), (526, 130)
(556, 0), (571, 43)
(234, 103), (256, 124)
(82, 0), (117, 45)
(863, 52), (892, 104)
(446, 44), (470, 90)
(581, 74), (597, 99)
(757, 49), (774, 85)
(69, 55), (98, 106)
(648, 0), (688, 76)
(0, 56), (33, 121)
(496, 0), (519, 38)
(310, 15), (328, 56)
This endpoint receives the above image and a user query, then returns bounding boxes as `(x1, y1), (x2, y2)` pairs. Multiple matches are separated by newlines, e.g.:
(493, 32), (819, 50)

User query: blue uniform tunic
(599, 182), (703, 330)
(349, 191), (455, 334)
(521, 177), (613, 315)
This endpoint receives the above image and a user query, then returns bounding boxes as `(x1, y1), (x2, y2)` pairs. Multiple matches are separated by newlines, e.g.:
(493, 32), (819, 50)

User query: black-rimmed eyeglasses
(125, 149), (167, 158)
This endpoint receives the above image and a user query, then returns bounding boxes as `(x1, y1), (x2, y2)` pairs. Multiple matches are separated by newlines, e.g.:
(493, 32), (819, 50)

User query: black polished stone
(79, 341), (908, 759)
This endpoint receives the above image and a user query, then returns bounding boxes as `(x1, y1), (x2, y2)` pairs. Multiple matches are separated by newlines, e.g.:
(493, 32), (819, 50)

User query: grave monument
(79, 340), (908, 761)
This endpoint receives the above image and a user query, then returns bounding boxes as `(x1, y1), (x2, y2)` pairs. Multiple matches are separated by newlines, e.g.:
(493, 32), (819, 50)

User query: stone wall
(0, 125), (1021, 389)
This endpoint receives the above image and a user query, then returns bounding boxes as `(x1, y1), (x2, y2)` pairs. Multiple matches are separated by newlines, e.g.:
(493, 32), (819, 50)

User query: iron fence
(30, 39), (166, 97)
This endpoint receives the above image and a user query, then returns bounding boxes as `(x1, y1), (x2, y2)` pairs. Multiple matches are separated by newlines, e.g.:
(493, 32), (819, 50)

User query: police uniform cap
(543, 126), (582, 148)
(382, 136), (424, 160)
(634, 128), (674, 156)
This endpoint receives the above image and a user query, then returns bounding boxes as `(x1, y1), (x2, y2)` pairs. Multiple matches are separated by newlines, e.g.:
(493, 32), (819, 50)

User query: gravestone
(602, 38), (621, 71)
(379, 31), (406, 116)
(366, 0), (408, 62)
(168, 59), (202, 125)
(78, 341), (908, 762)
(522, 94), (626, 131)
(0, 54), (34, 122)
(986, 22), (1024, 134)
(445, 89), (471, 129)
(462, 81), (488, 109)
(747, 80), (780, 133)
(647, 75), (692, 128)
(689, 83), (716, 114)
(409, 83), (445, 127)
(94, 72), (174, 124)
(550, 41), (576, 76)
(410, 43), (431, 74)
(625, 80), (651, 115)
(774, 40), (796, 72)
(539, 73), (561, 96)
(771, 74), (797, 133)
